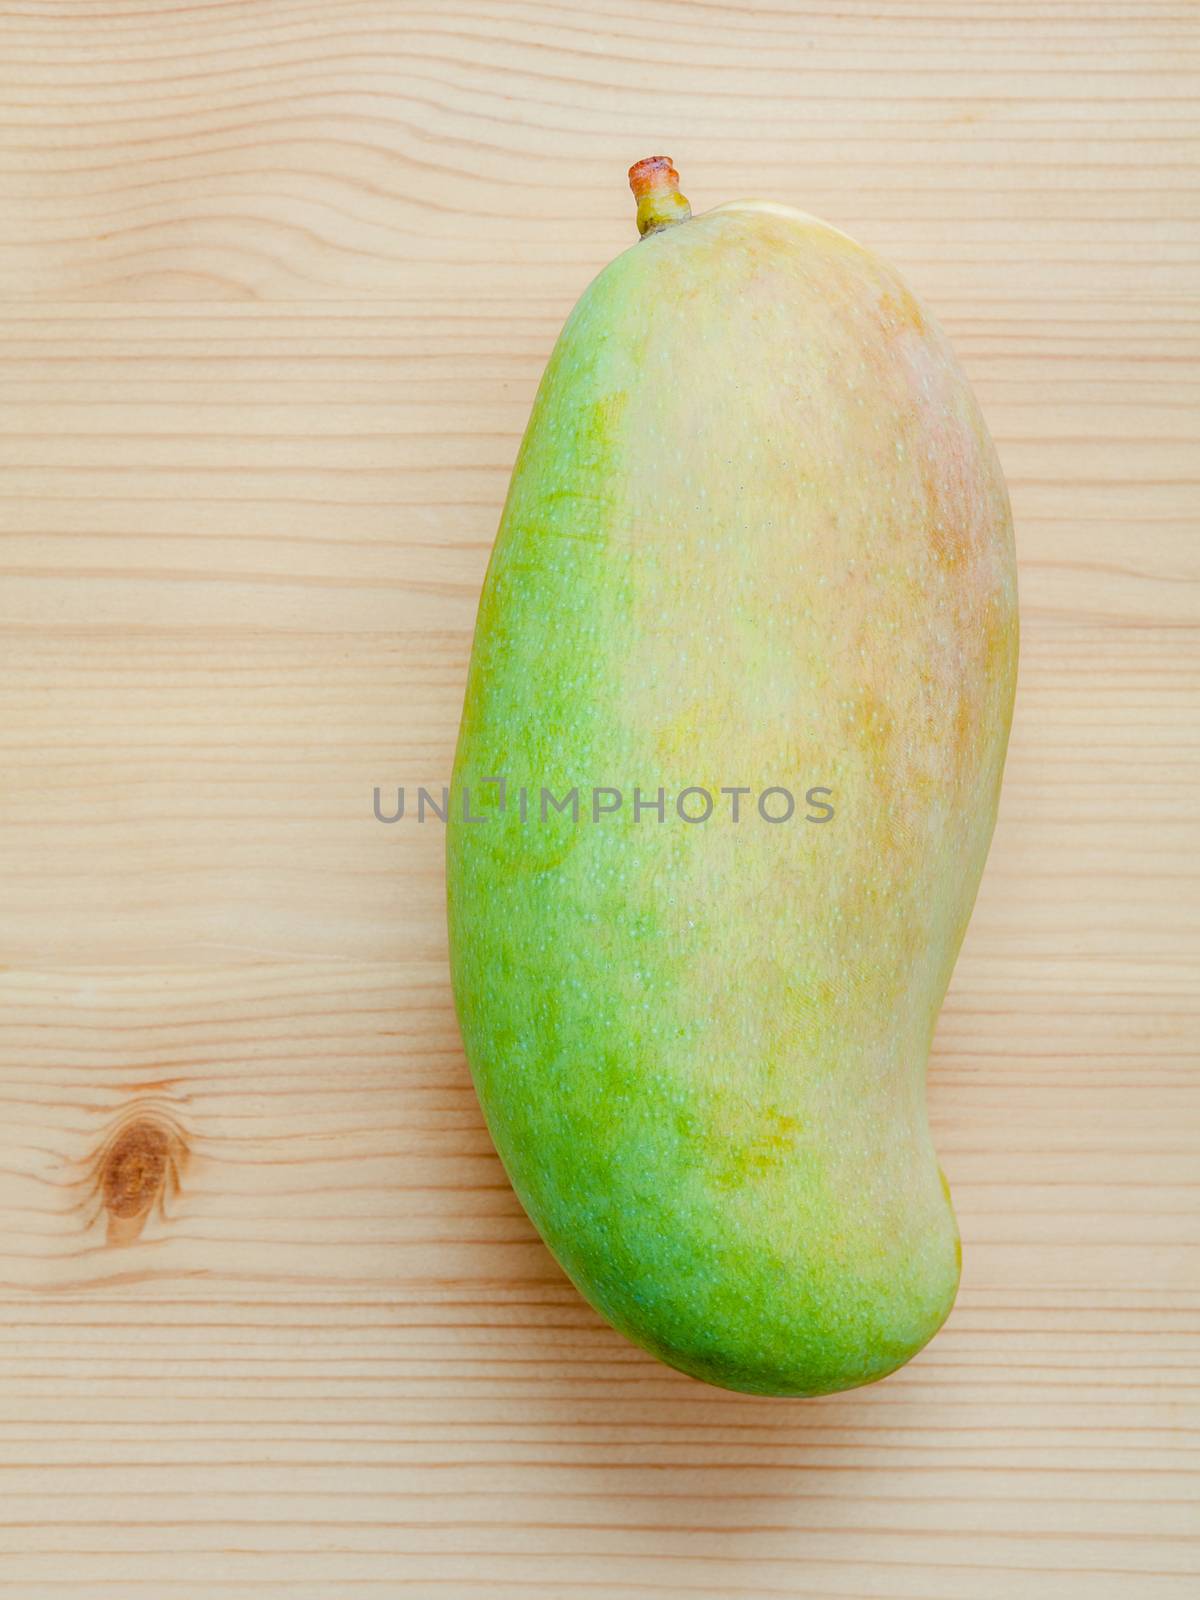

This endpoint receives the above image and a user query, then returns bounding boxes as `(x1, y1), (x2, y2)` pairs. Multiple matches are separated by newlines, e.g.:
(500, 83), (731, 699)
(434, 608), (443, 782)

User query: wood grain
(1, 2), (1197, 1595)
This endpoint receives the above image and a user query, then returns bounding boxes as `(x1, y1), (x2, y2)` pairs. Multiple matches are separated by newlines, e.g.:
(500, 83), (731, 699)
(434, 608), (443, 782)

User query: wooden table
(2, 3), (1196, 1595)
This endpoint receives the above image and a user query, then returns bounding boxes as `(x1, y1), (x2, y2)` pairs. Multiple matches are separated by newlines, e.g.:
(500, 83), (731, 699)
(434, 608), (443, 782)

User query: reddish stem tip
(628, 155), (680, 198)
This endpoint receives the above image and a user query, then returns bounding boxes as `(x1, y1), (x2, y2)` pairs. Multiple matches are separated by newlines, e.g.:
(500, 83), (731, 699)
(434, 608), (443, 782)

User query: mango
(446, 157), (1018, 1396)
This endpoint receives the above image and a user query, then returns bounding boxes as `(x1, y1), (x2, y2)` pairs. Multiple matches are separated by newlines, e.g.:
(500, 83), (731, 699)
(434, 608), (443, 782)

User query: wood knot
(90, 1110), (188, 1246)
(103, 1120), (170, 1219)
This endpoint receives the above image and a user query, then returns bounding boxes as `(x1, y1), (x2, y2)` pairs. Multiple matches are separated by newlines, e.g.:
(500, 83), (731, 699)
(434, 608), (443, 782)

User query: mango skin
(447, 201), (1018, 1396)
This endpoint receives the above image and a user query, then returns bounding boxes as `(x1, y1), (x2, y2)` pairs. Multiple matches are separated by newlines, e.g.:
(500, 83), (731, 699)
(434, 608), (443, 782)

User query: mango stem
(628, 156), (692, 238)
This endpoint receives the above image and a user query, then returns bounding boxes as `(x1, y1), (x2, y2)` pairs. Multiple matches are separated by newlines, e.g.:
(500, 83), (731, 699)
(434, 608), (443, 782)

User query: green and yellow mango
(447, 158), (1018, 1396)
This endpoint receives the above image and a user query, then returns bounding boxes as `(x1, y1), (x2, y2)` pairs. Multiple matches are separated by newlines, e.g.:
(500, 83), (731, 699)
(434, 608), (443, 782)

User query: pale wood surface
(1, 2), (1197, 1595)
